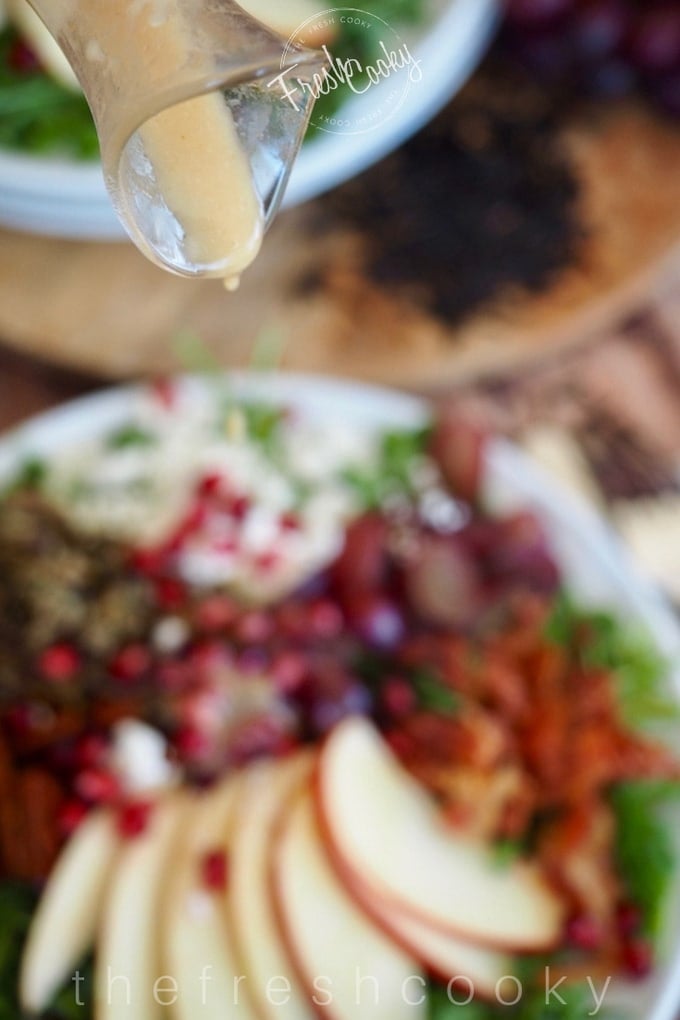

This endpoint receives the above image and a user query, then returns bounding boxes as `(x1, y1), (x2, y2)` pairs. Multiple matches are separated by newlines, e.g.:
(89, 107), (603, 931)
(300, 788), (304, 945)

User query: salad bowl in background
(0, 0), (498, 239)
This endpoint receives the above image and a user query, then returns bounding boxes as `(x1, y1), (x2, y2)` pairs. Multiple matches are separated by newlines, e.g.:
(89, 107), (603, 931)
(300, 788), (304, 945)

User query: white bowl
(0, 0), (498, 240)
(1, 372), (680, 1019)
(0, 372), (680, 1017)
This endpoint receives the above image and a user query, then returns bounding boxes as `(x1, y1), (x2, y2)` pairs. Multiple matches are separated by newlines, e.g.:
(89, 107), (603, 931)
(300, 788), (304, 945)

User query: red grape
(654, 70), (680, 117)
(331, 513), (391, 601)
(430, 407), (487, 504)
(572, 0), (631, 61)
(583, 57), (637, 98)
(628, 5), (680, 73)
(505, 0), (575, 30)
(348, 594), (406, 651)
(405, 534), (483, 629)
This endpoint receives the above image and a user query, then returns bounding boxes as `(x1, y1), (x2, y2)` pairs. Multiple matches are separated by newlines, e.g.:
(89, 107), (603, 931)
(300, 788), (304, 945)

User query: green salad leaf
(0, 28), (98, 158)
(307, 0), (426, 136)
(611, 780), (680, 937)
(342, 424), (431, 509)
(106, 424), (157, 450)
(411, 667), (459, 715)
(426, 977), (598, 1020)
(545, 592), (679, 728)
(1, 0), (426, 158)
(0, 880), (92, 1020)
(4, 455), (48, 495)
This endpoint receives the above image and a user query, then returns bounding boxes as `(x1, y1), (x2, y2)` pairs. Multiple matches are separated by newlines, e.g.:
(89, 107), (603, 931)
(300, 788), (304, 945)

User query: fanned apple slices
(273, 785), (426, 1019)
(315, 717), (566, 952)
(19, 719), (566, 1020)
(20, 809), (119, 1014)
(228, 753), (318, 1020)
(164, 774), (258, 1020)
(96, 795), (189, 1020)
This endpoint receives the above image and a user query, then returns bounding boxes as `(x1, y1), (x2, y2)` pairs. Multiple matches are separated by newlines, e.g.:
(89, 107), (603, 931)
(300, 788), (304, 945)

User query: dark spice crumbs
(300, 61), (585, 330)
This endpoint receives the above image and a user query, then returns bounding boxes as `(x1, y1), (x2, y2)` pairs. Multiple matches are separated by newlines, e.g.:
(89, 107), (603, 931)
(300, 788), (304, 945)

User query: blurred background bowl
(0, 0), (498, 240)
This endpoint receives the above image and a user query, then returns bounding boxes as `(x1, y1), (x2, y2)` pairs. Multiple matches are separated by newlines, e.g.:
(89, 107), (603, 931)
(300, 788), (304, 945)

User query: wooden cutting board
(0, 100), (679, 388)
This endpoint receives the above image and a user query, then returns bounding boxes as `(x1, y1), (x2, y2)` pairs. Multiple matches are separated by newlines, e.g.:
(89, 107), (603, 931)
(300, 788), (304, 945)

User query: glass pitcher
(24, 0), (325, 281)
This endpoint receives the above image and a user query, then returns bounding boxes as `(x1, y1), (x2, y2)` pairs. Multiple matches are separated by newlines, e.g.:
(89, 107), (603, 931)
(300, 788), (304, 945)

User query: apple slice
(273, 785), (426, 1020)
(334, 871), (511, 1000)
(316, 717), (565, 951)
(95, 794), (187, 1020)
(163, 771), (258, 1019)
(20, 809), (118, 1014)
(229, 752), (317, 1020)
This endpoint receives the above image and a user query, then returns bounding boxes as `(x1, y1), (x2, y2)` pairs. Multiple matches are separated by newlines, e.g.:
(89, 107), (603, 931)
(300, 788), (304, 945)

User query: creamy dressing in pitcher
(33, 0), (264, 285)
(140, 93), (263, 288)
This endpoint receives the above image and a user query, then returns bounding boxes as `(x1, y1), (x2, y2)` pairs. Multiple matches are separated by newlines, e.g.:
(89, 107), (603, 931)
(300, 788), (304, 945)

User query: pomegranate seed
(225, 494), (251, 521)
(150, 377), (176, 409)
(197, 473), (223, 498)
(617, 902), (643, 939)
(194, 594), (238, 632)
(75, 768), (120, 804)
(228, 715), (290, 764)
(211, 537), (238, 555)
(386, 729), (416, 759)
(280, 511), (302, 532)
(8, 39), (40, 73)
(110, 644), (151, 684)
(75, 732), (109, 770)
(130, 546), (168, 576)
(276, 603), (308, 640)
(308, 600), (344, 640)
(237, 647), (270, 674)
(254, 550), (280, 573)
(272, 651), (308, 695)
(188, 640), (233, 675)
(622, 937), (653, 980)
(236, 611), (274, 644)
(154, 577), (187, 610)
(117, 800), (154, 839)
(38, 643), (81, 683)
(155, 659), (191, 692)
(201, 849), (229, 891)
(58, 800), (89, 837)
(174, 726), (213, 762)
(2, 704), (34, 735)
(166, 501), (208, 552)
(566, 914), (604, 951)
(381, 677), (417, 719)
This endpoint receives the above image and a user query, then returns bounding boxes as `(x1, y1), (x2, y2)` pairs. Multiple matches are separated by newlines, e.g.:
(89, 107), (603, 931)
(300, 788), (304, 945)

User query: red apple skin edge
(311, 740), (565, 957)
(267, 781), (342, 1020)
(312, 863), (501, 1004)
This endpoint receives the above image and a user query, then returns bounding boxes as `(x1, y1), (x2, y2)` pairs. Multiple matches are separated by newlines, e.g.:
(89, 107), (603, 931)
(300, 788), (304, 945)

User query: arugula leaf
(428, 983), (494, 1019)
(426, 976), (601, 1020)
(306, 0), (426, 138)
(611, 780), (680, 937)
(545, 593), (677, 728)
(4, 455), (48, 493)
(106, 424), (157, 450)
(49, 956), (94, 1020)
(411, 668), (459, 715)
(343, 426), (431, 509)
(0, 880), (93, 1019)
(491, 839), (524, 870)
(0, 28), (98, 158)
(0, 881), (34, 1019)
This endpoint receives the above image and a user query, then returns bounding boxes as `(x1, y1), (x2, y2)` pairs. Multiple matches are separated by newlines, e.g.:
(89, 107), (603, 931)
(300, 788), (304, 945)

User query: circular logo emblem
(275, 7), (423, 136)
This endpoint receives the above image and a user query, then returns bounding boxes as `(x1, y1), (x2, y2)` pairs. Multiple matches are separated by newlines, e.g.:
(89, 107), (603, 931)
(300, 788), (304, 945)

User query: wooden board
(0, 101), (679, 388)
